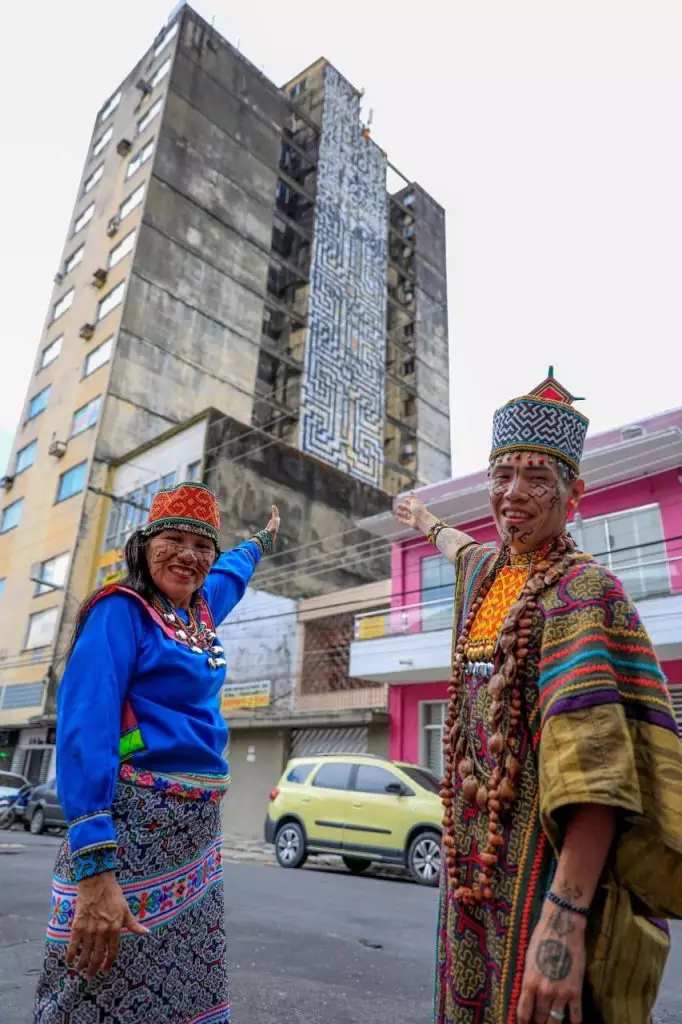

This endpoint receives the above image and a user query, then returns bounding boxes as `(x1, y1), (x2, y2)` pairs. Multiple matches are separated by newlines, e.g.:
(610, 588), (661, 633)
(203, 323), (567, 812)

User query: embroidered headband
(490, 367), (589, 474)
(143, 482), (221, 545)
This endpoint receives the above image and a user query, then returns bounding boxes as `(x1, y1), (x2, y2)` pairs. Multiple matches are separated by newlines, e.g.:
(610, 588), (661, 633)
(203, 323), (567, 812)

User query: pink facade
(383, 406), (682, 765)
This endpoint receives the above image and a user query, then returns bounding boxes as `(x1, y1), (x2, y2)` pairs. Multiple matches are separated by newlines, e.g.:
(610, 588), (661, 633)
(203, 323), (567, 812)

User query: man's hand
(394, 493), (434, 534)
(517, 900), (586, 1023)
(66, 870), (148, 980)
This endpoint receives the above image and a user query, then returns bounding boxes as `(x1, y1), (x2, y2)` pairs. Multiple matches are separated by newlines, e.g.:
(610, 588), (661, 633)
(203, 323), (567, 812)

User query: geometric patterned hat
(143, 482), (220, 544)
(490, 367), (589, 474)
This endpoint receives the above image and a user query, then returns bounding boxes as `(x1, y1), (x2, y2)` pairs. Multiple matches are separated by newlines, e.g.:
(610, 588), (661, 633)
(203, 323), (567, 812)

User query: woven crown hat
(490, 367), (589, 474)
(144, 482), (221, 545)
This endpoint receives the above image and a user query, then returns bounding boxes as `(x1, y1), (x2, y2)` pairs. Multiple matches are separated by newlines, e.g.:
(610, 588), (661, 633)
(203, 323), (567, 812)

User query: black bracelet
(545, 890), (590, 918)
(427, 520), (450, 547)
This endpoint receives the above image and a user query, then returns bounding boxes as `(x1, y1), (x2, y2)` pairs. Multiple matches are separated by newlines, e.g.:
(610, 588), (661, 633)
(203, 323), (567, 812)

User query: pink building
(350, 407), (682, 775)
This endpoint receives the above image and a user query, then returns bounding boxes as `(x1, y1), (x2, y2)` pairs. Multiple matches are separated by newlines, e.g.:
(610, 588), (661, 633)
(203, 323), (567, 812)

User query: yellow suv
(264, 754), (443, 886)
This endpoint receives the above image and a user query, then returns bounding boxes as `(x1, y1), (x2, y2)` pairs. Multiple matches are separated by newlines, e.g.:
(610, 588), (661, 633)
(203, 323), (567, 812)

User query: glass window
(40, 336), (63, 369)
(73, 203), (95, 236)
(125, 139), (154, 180)
(64, 245), (84, 275)
(312, 762), (353, 791)
(27, 386), (50, 420)
(34, 553), (69, 596)
(286, 763), (317, 784)
(71, 396), (101, 437)
(137, 97), (163, 135)
(421, 555), (455, 631)
(15, 440), (37, 474)
(51, 288), (75, 323)
(1, 499), (24, 533)
(400, 765), (440, 793)
(92, 124), (113, 157)
(108, 229), (136, 269)
(119, 184), (145, 221)
(161, 472), (177, 489)
(0, 579), (4, 598)
(569, 505), (669, 601)
(354, 765), (403, 794)
(83, 163), (104, 195)
(421, 701), (447, 778)
(186, 460), (201, 482)
(84, 336), (113, 376)
(98, 90), (121, 124)
(56, 462), (87, 503)
(97, 282), (125, 321)
(25, 607), (59, 650)
(154, 20), (179, 56)
(151, 57), (172, 88)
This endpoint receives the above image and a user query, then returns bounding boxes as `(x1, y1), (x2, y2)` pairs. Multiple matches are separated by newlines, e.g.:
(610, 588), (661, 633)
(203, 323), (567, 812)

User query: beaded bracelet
(427, 520), (450, 547)
(253, 528), (274, 555)
(545, 890), (590, 918)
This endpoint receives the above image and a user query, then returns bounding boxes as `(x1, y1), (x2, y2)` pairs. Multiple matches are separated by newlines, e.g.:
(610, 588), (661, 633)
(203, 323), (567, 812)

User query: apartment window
(84, 336), (113, 377)
(119, 183), (145, 221)
(0, 682), (44, 710)
(0, 579), (4, 598)
(421, 554), (455, 631)
(40, 336), (63, 369)
(403, 357), (415, 376)
(137, 97), (163, 135)
(1, 498), (24, 533)
(50, 288), (75, 323)
(125, 139), (154, 180)
(64, 245), (85, 276)
(154, 20), (179, 56)
(15, 440), (37, 474)
(27, 385), (50, 420)
(99, 90), (121, 124)
(73, 203), (95, 236)
(93, 124), (113, 157)
(421, 702), (447, 777)
(569, 504), (670, 601)
(57, 462), (87, 503)
(25, 606), (59, 650)
(151, 57), (172, 88)
(97, 282), (125, 321)
(186, 460), (201, 482)
(71, 396), (101, 437)
(108, 229), (136, 269)
(161, 472), (177, 489)
(34, 552), (69, 596)
(83, 163), (104, 195)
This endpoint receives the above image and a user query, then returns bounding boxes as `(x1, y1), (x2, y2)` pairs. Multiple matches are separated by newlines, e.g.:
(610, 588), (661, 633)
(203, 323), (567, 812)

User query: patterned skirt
(34, 768), (231, 1024)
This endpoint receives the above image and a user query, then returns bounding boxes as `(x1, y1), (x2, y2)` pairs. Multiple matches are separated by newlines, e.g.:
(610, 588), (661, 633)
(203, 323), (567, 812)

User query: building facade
(0, 2), (449, 767)
(349, 408), (682, 775)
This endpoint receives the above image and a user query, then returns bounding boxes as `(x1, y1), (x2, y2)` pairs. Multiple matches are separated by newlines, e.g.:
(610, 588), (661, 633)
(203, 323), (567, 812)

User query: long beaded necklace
(441, 532), (577, 906)
(151, 593), (226, 671)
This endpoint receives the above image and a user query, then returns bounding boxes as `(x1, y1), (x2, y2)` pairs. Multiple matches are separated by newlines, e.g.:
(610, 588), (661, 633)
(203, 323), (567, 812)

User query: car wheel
(30, 807), (45, 836)
(342, 856), (372, 876)
(407, 831), (441, 886)
(275, 821), (308, 869)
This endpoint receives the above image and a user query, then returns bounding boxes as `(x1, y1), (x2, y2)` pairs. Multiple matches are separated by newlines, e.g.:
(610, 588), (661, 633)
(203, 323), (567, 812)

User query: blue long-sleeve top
(56, 541), (262, 881)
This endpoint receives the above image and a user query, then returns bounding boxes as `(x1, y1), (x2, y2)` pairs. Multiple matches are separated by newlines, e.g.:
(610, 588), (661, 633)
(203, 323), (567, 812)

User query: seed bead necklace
(151, 593), (226, 671)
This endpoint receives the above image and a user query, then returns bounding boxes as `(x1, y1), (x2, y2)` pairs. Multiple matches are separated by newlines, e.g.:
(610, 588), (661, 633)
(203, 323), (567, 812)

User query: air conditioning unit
(92, 268), (108, 289)
(0, 475), (14, 491)
(106, 216), (120, 238)
(79, 323), (95, 340)
(48, 437), (68, 459)
(401, 443), (416, 457)
(53, 271), (64, 285)
(116, 138), (132, 156)
(137, 78), (152, 95)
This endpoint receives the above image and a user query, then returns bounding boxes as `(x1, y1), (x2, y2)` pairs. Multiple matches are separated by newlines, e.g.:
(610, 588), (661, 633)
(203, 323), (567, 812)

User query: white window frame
(56, 462), (88, 504)
(108, 229), (137, 269)
(25, 607), (59, 651)
(154, 20), (179, 57)
(99, 90), (121, 123)
(27, 386), (50, 420)
(73, 203), (95, 236)
(119, 183), (145, 221)
(71, 396), (101, 437)
(1, 498), (24, 533)
(137, 97), (163, 135)
(125, 139), (154, 180)
(84, 336), (113, 377)
(35, 552), (70, 596)
(151, 56), (172, 88)
(15, 440), (37, 475)
(419, 700), (447, 779)
(97, 282), (125, 322)
(83, 163), (104, 195)
(64, 245), (85, 275)
(40, 336), (63, 369)
(51, 288), (75, 323)
(93, 124), (113, 157)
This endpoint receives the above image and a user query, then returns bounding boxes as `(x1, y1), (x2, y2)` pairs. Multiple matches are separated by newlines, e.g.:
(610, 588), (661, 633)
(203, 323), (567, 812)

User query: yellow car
(264, 753), (443, 886)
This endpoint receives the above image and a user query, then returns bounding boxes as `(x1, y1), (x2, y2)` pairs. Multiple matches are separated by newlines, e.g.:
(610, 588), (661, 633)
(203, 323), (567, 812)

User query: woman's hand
(265, 504), (280, 544)
(394, 493), (433, 534)
(517, 902), (586, 1023)
(66, 870), (149, 980)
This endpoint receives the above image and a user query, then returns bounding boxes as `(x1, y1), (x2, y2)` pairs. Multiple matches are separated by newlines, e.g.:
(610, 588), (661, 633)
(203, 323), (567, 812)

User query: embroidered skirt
(34, 768), (231, 1024)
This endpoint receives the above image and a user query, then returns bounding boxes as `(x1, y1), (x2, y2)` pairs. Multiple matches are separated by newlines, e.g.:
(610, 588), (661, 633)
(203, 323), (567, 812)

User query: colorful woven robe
(434, 543), (682, 1024)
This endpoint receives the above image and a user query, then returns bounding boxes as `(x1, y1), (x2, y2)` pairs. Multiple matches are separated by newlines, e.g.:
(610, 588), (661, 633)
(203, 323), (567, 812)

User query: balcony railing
(354, 553), (681, 642)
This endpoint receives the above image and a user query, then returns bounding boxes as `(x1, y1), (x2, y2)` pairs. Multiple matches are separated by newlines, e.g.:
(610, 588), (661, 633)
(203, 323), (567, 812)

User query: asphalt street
(1, 834), (681, 1023)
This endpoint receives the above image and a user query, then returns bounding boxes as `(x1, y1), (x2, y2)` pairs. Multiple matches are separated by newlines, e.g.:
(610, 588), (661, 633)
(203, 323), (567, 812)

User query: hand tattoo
(549, 907), (575, 937)
(535, 939), (572, 981)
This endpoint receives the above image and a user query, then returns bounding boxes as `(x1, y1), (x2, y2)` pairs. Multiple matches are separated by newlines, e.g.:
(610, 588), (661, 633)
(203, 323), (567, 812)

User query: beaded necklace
(151, 593), (226, 671)
(441, 532), (577, 907)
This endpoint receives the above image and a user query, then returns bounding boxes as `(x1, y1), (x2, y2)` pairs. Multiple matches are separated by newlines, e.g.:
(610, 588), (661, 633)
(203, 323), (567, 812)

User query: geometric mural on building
(300, 65), (389, 488)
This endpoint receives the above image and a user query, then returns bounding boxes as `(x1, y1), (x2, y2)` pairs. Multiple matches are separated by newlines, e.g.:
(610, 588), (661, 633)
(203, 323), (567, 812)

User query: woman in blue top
(35, 481), (279, 1024)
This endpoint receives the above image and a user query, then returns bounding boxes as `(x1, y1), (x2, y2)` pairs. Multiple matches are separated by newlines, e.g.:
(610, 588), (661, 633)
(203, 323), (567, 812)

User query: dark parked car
(24, 779), (67, 834)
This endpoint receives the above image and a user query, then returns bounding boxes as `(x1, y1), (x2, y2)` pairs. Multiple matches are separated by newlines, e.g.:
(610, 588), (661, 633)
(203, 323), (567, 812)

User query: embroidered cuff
(68, 809), (117, 859)
(71, 843), (118, 882)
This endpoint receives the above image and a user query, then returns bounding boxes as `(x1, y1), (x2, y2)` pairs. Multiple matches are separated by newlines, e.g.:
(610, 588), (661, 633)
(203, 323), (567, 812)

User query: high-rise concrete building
(0, 2), (449, 773)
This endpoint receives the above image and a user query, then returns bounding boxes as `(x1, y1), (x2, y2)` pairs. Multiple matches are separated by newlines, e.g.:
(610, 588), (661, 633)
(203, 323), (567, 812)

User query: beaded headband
(490, 367), (589, 474)
(143, 482), (220, 545)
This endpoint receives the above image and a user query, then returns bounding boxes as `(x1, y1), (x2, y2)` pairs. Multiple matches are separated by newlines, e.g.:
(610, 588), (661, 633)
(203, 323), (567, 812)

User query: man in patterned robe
(395, 371), (682, 1024)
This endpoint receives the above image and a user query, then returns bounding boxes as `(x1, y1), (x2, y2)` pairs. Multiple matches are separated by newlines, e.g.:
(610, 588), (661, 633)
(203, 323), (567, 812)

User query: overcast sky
(2, 1), (680, 478)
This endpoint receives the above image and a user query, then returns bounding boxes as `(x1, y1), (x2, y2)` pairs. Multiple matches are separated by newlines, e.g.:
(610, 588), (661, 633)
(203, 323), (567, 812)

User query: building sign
(221, 680), (271, 713)
(357, 614), (386, 640)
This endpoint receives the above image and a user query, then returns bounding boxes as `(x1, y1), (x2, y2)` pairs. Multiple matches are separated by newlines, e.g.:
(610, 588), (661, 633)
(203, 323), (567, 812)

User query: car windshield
(0, 772), (28, 790)
(399, 765), (441, 793)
